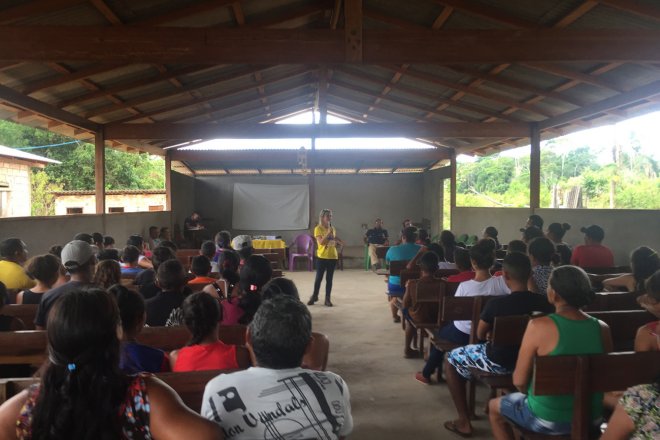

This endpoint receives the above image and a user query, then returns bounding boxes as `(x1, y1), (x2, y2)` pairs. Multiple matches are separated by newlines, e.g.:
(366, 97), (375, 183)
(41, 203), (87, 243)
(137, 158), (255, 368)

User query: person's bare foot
(443, 420), (472, 437)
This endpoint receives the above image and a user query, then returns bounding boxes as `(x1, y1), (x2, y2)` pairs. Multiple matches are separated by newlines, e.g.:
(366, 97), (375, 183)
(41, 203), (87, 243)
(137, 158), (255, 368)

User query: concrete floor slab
(285, 269), (495, 440)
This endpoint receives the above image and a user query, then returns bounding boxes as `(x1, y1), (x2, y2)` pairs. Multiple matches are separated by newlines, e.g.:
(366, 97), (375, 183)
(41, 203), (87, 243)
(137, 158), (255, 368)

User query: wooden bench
(0, 325), (249, 367)
(399, 268), (460, 288)
(589, 310), (656, 351)
(0, 304), (38, 330)
(511, 351), (660, 439)
(583, 292), (642, 312)
(583, 266), (630, 275)
(0, 369), (241, 413)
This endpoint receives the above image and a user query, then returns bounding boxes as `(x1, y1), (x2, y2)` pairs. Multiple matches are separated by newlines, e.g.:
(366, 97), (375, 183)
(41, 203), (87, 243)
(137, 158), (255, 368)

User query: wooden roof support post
(95, 128), (106, 215)
(450, 149), (457, 231)
(345, 0), (362, 62)
(165, 151), (172, 212)
(530, 122), (541, 210)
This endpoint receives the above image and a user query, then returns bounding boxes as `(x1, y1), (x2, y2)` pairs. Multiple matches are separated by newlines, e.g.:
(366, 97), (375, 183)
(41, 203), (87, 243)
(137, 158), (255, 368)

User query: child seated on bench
(170, 292), (240, 372)
(488, 266), (613, 439)
(603, 246), (659, 293)
(402, 251), (440, 358)
(416, 239), (509, 384)
(112, 285), (170, 374)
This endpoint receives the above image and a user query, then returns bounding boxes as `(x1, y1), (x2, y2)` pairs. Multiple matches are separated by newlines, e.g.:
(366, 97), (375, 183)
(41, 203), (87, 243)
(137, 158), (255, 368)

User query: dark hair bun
(562, 223), (571, 231)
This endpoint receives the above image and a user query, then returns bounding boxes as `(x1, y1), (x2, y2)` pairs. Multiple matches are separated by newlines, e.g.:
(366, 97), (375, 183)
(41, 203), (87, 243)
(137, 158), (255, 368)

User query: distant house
(52, 189), (166, 215)
(0, 145), (60, 218)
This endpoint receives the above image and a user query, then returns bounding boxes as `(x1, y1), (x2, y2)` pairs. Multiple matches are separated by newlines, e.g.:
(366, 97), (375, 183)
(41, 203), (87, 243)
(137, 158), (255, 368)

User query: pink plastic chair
(289, 234), (314, 271)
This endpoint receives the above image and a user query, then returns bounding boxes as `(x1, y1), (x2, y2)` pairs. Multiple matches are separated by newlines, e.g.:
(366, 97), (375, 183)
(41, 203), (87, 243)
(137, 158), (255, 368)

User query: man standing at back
(365, 218), (389, 271)
(35, 240), (97, 329)
(202, 296), (353, 440)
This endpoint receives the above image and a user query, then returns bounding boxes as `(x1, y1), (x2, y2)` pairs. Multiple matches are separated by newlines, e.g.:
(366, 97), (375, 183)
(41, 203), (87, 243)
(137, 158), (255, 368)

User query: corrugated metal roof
(0, 0), (658, 169)
(0, 145), (61, 165)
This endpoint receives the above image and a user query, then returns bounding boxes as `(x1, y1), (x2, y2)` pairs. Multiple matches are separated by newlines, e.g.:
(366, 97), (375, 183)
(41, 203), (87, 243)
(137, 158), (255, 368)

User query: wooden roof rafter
(126, 68), (314, 125)
(335, 66), (526, 123)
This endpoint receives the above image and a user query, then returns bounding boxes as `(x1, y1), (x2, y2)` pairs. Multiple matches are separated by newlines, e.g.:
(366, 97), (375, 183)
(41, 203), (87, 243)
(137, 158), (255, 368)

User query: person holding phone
(308, 208), (342, 307)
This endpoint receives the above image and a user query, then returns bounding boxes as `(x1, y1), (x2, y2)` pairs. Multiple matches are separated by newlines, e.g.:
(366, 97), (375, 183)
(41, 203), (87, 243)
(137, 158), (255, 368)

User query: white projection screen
(232, 183), (309, 230)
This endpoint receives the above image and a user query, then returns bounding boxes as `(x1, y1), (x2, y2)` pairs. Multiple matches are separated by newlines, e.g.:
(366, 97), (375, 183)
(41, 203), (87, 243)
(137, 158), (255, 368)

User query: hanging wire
(15, 140), (82, 150)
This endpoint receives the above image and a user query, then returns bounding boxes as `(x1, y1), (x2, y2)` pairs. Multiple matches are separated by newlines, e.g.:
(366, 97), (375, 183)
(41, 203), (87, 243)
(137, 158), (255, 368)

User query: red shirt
(173, 341), (239, 372)
(188, 276), (217, 285)
(570, 244), (614, 268)
(446, 271), (476, 283)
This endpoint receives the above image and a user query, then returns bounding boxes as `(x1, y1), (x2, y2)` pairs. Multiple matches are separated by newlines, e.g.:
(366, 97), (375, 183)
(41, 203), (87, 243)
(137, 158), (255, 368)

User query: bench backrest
(531, 351), (660, 439)
(440, 296), (492, 343)
(375, 246), (390, 259)
(588, 310), (656, 351)
(0, 305), (37, 330)
(492, 310), (657, 351)
(583, 266), (630, 275)
(388, 260), (409, 277)
(0, 325), (248, 366)
(491, 315), (531, 347)
(0, 369), (242, 413)
(584, 292), (642, 312)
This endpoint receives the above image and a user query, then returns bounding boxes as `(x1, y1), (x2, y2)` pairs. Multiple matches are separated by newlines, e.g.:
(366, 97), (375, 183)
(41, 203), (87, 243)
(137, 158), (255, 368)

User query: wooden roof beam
(170, 85), (316, 124)
(345, 0), (362, 62)
(0, 83), (98, 132)
(105, 121), (531, 140)
(0, 0), (85, 24)
(3, 28), (660, 63)
(336, 66), (525, 123)
(539, 79), (660, 130)
(599, 0), (660, 23)
(387, 65), (552, 118)
(85, 65), (271, 120)
(433, 0), (535, 28)
(112, 67), (312, 124)
(521, 62), (625, 92)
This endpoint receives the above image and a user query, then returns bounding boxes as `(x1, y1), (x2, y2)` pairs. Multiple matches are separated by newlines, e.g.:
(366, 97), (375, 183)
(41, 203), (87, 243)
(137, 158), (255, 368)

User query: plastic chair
(289, 234), (314, 271)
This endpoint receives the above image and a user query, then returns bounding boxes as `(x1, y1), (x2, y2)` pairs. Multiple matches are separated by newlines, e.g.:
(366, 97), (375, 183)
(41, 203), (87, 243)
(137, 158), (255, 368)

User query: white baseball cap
(61, 240), (95, 269)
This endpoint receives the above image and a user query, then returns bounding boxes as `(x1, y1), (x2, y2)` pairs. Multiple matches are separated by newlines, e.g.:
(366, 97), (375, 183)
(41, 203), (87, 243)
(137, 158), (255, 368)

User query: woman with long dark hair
(308, 208), (343, 307)
(0, 289), (222, 440)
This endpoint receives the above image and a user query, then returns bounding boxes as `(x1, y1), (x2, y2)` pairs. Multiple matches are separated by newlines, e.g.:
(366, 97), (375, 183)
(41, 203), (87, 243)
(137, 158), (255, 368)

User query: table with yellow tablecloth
(251, 239), (287, 269)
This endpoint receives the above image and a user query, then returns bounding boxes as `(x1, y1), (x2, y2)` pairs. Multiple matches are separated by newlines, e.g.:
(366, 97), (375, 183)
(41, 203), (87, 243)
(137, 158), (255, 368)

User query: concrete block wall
(0, 158), (31, 218)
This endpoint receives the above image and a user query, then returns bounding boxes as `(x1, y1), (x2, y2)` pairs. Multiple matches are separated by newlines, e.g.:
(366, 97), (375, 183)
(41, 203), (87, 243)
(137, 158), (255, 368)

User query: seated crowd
(381, 214), (659, 439)
(0, 228), (353, 440)
(0, 213), (658, 439)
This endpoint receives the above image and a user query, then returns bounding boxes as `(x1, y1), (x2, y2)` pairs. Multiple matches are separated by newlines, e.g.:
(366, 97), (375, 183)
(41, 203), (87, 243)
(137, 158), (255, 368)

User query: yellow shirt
(314, 225), (338, 260)
(0, 260), (35, 290)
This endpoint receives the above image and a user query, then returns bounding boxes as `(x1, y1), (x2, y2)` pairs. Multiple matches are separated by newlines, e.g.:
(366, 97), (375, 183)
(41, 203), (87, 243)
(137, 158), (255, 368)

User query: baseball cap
(580, 225), (605, 242)
(231, 235), (252, 250)
(61, 240), (95, 269)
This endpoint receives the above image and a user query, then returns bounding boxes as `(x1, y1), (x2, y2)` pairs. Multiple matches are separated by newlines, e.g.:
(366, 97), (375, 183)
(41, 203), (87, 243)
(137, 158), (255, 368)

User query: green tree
(30, 170), (62, 216)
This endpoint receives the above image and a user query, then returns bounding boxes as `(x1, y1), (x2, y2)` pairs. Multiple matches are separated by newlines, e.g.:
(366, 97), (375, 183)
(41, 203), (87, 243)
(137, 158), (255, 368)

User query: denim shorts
(499, 393), (572, 436)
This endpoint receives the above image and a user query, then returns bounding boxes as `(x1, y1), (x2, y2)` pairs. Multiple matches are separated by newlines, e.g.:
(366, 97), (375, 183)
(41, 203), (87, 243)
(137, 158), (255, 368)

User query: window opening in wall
(149, 205), (164, 211)
(108, 207), (125, 213)
(66, 207), (83, 214)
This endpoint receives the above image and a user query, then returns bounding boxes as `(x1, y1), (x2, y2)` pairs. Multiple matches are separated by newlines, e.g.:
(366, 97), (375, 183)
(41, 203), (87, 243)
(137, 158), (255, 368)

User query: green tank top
(527, 314), (605, 423)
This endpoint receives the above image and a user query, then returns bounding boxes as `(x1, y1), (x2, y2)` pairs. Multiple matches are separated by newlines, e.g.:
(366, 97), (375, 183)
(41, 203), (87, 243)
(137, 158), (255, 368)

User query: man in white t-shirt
(202, 296), (353, 440)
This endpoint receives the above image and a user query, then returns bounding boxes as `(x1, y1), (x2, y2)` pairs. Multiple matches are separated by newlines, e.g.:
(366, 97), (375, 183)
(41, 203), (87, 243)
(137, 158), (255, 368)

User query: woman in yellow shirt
(308, 209), (342, 307)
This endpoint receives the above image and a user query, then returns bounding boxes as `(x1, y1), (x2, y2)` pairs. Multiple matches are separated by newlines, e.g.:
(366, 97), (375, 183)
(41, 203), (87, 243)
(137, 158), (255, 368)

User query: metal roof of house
(0, 0), (659, 174)
(0, 144), (61, 165)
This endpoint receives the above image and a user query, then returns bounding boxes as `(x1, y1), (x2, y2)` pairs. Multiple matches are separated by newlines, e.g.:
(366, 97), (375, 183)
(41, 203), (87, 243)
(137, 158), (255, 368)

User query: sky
(182, 110), (660, 160)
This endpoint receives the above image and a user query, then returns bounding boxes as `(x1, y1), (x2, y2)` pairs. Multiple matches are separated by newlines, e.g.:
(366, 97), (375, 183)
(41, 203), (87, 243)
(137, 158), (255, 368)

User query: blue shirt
(386, 242), (421, 287)
(121, 266), (143, 276)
